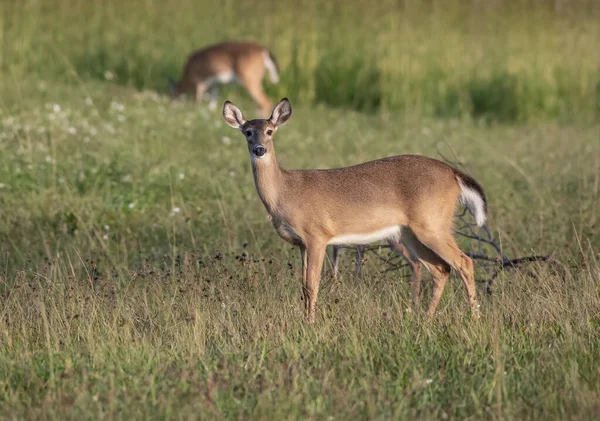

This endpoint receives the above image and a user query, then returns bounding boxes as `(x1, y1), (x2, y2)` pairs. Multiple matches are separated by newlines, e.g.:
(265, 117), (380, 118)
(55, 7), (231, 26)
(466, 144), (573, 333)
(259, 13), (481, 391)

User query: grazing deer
(223, 98), (487, 322)
(169, 41), (279, 115)
(331, 242), (423, 304)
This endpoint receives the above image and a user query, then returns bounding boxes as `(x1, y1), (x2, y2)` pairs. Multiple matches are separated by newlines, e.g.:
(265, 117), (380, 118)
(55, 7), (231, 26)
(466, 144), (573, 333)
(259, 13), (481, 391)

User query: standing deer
(223, 98), (487, 322)
(170, 41), (279, 116)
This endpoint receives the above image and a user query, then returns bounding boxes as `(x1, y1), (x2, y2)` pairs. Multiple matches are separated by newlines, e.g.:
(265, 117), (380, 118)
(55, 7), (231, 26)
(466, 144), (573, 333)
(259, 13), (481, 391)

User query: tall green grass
(0, 1), (599, 418)
(0, 80), (598, 419)
(1, 0), (599, 121)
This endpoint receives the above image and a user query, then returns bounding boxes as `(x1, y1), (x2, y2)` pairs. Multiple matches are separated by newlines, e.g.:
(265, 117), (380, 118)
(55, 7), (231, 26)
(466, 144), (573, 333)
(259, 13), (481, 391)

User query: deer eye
(266, 130), (273, 136)
(245, 130), (252, 137)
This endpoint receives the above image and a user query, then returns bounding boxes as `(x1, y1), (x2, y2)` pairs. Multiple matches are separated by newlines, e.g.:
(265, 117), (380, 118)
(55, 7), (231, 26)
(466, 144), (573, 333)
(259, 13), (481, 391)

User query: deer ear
(223, 101), (246, 129)
(269, 98), (292, 127)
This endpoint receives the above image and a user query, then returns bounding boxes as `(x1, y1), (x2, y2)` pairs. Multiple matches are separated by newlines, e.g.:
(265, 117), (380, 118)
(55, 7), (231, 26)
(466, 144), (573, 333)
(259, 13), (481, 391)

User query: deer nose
(253, 145), (267, 157)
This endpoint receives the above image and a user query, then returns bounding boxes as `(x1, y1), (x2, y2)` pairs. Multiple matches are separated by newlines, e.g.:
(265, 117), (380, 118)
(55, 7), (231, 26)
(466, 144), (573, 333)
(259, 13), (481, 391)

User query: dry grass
(0, 0), (599, 419)
(0, 83), (598, 418)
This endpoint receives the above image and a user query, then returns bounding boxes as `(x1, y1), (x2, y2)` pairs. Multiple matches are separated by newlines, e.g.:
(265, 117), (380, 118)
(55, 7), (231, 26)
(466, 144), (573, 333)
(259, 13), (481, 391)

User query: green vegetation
(2, 0), (599, 120)
(0, 0), (599, 419)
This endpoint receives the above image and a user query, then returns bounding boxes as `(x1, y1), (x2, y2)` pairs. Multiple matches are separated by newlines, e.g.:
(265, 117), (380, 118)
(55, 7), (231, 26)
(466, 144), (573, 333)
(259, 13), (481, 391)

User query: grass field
(2, 0), (600, 119)
(1, 0), (600, 420)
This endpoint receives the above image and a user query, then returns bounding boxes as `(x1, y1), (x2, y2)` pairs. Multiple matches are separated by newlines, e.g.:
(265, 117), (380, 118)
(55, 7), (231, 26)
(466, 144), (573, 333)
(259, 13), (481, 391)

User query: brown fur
(223, 98), (487, 322)
(173, 41), (278, 115)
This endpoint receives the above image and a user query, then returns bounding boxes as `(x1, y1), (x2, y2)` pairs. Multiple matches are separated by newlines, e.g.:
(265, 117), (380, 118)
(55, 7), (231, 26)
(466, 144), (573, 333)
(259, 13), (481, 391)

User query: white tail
(263, 50), (280, 83)
(171, 41), (280, 116)
(457, 177), (487, 227)
(223, 98), (488, 323)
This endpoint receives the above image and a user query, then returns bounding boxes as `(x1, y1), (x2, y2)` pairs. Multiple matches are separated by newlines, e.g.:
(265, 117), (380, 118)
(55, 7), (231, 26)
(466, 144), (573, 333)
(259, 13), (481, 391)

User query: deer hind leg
(240, 74), (272, 117)
(302, 241), (326, 323)
(388, 240), (423, 305)
(400, 230), (451, 317)
(409, 226), (480, 316)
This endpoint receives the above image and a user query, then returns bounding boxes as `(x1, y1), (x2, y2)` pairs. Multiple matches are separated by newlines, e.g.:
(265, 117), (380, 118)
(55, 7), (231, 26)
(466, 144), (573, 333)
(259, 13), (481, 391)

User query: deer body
(254, 155), (464, 241)
(171, 42), (279, 115)
(223, 99), (487, 322)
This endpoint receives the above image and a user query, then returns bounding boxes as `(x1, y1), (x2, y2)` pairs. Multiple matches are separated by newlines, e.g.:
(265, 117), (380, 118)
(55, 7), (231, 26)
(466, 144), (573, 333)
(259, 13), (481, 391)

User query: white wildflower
(84, 97), (94, 106)
(104, 71), (114, 81)
(221, 136), (231, 145)
(67, 127), (77, 135)
(110, 102), (125, 112)
(178, 172), (185, 180)
(52, 104), (61, 113)
(128, 203), (135, 209)
(102, 234), (109, 241)
(104, 225), (110, 231)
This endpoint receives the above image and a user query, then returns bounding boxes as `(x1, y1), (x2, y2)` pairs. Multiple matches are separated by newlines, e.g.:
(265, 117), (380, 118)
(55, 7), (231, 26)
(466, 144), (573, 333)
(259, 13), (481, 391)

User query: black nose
(253, 145), (266, 157)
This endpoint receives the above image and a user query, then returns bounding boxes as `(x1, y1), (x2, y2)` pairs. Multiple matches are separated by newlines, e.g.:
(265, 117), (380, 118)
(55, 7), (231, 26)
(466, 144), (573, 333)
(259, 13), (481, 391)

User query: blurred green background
(2, 0), (599, 120)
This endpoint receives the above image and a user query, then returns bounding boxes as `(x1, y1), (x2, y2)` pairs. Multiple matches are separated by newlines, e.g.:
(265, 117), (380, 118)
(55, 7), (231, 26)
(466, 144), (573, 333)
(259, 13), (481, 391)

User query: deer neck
(251, 152), (285, 215)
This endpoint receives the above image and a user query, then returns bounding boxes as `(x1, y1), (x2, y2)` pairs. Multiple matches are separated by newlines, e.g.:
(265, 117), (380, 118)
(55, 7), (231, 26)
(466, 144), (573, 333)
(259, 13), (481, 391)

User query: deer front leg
(194, 83), (207, 104)
(302, 241), (326, 323)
